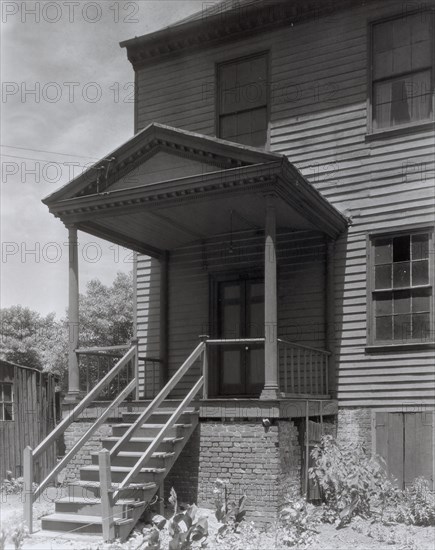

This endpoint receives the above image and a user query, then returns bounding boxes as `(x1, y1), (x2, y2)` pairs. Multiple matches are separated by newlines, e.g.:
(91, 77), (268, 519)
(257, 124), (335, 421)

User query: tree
(0, 271), (133, 388)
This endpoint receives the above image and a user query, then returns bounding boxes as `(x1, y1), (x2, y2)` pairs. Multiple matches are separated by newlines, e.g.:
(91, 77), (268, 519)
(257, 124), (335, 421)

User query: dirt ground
(1, 490), (434, 550)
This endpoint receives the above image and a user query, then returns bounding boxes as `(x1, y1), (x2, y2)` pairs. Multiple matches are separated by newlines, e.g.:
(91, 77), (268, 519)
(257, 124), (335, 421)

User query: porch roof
(43, 123), (348, 257)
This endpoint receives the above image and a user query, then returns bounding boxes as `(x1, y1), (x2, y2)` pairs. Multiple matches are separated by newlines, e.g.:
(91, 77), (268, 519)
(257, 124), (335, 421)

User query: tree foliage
(0, 271), (133, 386)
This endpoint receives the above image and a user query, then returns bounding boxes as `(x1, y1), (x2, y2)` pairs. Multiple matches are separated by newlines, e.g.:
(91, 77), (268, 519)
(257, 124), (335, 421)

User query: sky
(1, 0), (203, 318)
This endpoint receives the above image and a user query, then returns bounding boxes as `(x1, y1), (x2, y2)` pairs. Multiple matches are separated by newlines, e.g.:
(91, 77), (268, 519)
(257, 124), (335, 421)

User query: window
(370, 12), (433, 131)
(0, 383), (14, 421)
(369, 231), (433, 346)
(217, 52), (269, 147)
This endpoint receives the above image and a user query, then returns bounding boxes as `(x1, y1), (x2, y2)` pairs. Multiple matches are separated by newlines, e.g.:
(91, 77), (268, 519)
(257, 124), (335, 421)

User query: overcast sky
(1, 0), (203, 318)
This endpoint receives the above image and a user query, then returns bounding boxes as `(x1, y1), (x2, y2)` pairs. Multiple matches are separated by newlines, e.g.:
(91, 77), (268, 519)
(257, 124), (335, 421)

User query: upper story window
(0, 383), (14, 421)
(370, 12), (434, 132)
(368, 230), (433, 346)
(217, 52), (269, 148)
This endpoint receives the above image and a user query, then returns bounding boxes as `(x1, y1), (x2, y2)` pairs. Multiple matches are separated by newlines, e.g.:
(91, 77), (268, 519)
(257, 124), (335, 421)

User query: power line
(0, 144), (98, 161)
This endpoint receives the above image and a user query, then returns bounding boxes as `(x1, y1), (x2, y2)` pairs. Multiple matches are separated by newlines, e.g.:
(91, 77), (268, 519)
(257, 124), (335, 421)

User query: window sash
(369, 231), (433, 345)
(0, 384), (14, 421)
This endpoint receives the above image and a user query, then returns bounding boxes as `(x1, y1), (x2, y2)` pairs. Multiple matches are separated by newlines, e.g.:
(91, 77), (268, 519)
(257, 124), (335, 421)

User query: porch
(43, 123), (348, 403)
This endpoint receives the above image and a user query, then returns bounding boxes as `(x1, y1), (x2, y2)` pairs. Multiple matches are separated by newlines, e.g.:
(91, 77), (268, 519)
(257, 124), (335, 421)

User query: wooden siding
(0, 363), (57, 482)
(135, 0), (435, 408)
(138, 230), (326, 398)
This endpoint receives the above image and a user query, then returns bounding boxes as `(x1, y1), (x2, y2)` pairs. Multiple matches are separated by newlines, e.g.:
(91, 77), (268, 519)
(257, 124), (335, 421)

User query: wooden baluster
(202, 346), (208, 400)
(99, 449), (115, 542)
(23, 446), (34, 533)
(297, 349), (301, 393)
(283, 345), (288, 394)
(304, 350), (307, 394)
(309, 352), (313, 394)
(315, 354), (319, 395)
(320, 355), (324, 395)
(325, 355), (329, 395)
(290, 347), (294, 393)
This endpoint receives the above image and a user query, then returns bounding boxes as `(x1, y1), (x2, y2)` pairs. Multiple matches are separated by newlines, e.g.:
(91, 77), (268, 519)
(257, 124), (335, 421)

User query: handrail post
(131, 337), (139, 400)
(199, 336), (209, 400)
(99, 449), (115, 542)
(23, 446), (34, 533)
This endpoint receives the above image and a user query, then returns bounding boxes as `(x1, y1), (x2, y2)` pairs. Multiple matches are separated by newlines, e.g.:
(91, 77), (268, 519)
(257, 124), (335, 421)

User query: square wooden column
(65, 226), (80, 403)
(261, 196), (280, 400)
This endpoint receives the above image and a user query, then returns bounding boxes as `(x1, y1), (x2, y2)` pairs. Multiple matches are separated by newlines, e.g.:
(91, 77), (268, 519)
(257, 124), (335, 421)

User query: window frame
(215, 50), (271, 149)
(367, 10), (435, 137)
(0, 382), (14, 422)
(366, 227), (435, 350)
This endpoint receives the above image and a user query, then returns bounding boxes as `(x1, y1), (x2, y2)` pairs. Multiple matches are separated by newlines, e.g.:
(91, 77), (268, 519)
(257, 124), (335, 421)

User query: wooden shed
(0, 360), (59, 482)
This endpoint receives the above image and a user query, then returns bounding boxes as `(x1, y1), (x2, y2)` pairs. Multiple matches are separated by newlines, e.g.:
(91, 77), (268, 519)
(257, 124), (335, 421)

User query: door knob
(245, 346), (249, 351)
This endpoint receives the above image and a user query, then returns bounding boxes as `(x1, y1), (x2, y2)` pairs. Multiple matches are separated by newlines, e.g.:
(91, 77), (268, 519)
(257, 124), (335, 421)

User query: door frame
(209, 270), (263, 397)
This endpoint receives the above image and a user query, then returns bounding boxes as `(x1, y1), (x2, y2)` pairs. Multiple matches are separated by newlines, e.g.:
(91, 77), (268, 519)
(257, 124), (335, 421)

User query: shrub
(309, 435), (395, 527)
(0, 472), (37, 495)
(390, 477), (435, 527)
(213, 479), (246, 537)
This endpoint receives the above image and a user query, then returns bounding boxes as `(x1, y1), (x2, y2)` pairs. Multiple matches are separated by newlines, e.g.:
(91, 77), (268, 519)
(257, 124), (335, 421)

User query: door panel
(217, 279), (264, 396)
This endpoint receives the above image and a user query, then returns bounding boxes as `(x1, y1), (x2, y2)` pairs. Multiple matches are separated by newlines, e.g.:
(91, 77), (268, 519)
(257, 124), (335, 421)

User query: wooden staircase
(41, 407), (199, 540)
(23, 341), (207, 542)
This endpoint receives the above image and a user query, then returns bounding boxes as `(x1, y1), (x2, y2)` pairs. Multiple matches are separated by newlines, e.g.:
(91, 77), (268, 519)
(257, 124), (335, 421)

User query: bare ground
(1, 491), (433, 550)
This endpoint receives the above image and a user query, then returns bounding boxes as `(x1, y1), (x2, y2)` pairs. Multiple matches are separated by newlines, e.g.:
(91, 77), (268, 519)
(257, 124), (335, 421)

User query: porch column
(66, 226), (80, 402)
(261, 196), (280, 400)
(326, 239), (336, 397)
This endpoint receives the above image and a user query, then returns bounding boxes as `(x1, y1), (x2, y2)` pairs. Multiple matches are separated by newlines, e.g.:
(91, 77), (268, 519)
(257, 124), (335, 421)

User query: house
(24, 0), (434, 541)
(0, 360), (59, 482)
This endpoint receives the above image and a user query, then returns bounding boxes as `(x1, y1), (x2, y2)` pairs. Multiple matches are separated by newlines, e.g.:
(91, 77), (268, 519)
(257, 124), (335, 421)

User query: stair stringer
(116, 413), (199, 541)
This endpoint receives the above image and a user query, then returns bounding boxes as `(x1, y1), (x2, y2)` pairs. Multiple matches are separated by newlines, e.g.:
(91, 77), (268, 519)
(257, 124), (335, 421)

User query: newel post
(23, 446), (34, 533)
(99, 449), (115, 542)
(66, 226), (80, 403)
(261, 195), (280, 400)
(199, 335), (209, 400)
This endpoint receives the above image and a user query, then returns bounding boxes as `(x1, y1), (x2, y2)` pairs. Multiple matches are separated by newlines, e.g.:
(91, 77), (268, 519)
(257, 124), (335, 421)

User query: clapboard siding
(135, 0), (435, 407)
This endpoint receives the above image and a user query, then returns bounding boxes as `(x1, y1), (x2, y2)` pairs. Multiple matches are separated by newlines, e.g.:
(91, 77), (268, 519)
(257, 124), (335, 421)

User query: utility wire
(0, 144), (98, 160)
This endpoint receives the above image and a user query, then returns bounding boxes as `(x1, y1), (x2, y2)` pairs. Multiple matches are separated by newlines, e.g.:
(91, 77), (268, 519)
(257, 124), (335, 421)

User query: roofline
(120, 0), (369, 70)
(0, 358), (55, 375)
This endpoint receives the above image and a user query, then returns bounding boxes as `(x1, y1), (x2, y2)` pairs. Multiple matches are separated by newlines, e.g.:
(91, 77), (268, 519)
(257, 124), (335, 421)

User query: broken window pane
(393, 262), (410, 288)
(393, 235), (410, 262)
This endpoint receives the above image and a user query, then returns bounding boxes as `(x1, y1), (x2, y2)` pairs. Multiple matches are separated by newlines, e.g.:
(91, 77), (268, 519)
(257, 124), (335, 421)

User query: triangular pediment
(43, 123), (282, 204)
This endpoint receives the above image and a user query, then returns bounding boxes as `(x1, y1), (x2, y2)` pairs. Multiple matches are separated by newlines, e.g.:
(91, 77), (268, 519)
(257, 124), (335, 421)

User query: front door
(217, 279), (265, 396)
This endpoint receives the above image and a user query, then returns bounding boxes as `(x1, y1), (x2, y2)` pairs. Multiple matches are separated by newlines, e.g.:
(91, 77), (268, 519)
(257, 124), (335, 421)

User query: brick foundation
(165, 419), (301, 524)
(336, 408), (372, 450)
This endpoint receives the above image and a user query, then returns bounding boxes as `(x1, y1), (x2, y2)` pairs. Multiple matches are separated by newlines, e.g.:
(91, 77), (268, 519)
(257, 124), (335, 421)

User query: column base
(63, 391), (81, 405)
(260, 386), (281, 400)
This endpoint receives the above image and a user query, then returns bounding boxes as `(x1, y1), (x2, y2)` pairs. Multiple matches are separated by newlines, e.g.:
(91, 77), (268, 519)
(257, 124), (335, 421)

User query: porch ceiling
(43, 124), (348, 256)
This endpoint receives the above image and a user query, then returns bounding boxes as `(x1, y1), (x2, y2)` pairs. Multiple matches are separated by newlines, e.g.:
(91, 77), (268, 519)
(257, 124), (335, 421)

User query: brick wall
(165, 419), (301, 524)
(336, 408), (372, 450)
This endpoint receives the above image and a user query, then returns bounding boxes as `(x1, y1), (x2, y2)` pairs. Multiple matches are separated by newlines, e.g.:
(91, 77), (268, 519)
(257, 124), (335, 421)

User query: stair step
(102, 436), (183, 452)
(68, 480), (157, 499)
(112, 423), (192, 438)
(41, 513), (133, 534)
(80, 465), (166, 483)
(55, 496), (146, 516)
(122, 410), (198, 423)
(90, 450), (175, 467)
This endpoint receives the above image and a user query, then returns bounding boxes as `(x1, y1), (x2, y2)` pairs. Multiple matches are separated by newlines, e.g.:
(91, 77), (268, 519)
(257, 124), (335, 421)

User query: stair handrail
(112, 375), (204, 502)
(23, 344), (137, 532)
(109, 341), (205, 458)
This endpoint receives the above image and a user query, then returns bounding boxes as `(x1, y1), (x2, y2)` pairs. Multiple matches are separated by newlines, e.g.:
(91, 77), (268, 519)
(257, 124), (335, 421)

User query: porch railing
(23, 344), (138, 532)
(278, 338), (330, 395)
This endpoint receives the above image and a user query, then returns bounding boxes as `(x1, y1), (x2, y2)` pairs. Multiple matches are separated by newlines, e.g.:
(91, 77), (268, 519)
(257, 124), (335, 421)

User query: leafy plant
(0, 472), (38, 495)
(0, 530), (7, 550)
(145, 488), (208, 550)
(277, 498), (320, 548)
(213, 478), (246, 537)
(309, 435), (395, 527)
(10, 524), (28, 550)
(388, 477), (435, 526)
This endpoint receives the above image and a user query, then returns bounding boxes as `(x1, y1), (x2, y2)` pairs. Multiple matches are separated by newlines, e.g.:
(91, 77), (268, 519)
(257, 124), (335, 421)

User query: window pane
(393, 262), (410, 288)
(4, 403), (13, 421)
(393, 235), (410, 262)
(412, 312), (430, 340)
(375, 293), (393, 316)
(412, 234), (429, 260)
(3, 385), (12, 402)
(375, 265), (392, 289)
(394, 314), (411, 341)
(0, 406), (3, 421)
(373, 20), (393, 52)
(412, 289), (431, 312)
(220, 114), (237, 140)
(376, 316), (393, 340)
(374, 238), (392, 264)
(412, 260), (429, 285)
(394, 290), (411, 314)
